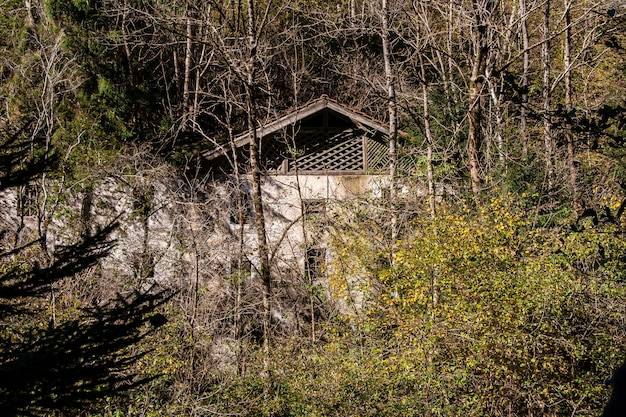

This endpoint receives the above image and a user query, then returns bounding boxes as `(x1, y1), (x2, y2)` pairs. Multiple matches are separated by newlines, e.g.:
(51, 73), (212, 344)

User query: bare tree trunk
(542, 0), (554, 190)
(24, 0), (34, 28)
(244, 0), (272, 363)
(419, 52), (436, 218)
(487, 79), (505, 166)
(182, 14), (193, 131)
(563, 0), (579, 212)
(467, 0), (488, 199)
(381, 0), (398, 241)
(224, 94), (247, 374)
(288, 40), (317, 343)
(189, 22), (215, 133)
(290, 137), (317, 343)
(468, 81), (483, 198)
(487, 7), (516, 173)
(519, 0), (530, 157)
(122, 0), (136, 87)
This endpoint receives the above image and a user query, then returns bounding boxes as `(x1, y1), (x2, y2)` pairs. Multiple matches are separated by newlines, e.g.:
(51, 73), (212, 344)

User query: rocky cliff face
(0, 173), (216, 290)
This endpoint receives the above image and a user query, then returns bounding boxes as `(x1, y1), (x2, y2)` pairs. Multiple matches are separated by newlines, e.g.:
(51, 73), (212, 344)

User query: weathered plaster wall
(0, 176), (220, 288)
(247, 173), (389, 279)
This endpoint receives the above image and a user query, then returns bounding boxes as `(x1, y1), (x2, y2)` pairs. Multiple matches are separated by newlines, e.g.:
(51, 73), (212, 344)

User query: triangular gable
(202, 95), (394, 161)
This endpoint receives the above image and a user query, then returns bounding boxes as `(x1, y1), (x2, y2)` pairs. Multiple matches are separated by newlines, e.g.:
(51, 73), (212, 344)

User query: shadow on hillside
(1, 124), (174, 416)
(0, 284), (172, 416)
(0, 122), (55, 190)
(603, 361), (626, 417)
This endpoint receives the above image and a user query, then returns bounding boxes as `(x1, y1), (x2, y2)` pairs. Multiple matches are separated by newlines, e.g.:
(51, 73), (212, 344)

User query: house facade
(203, 95), (400, 285)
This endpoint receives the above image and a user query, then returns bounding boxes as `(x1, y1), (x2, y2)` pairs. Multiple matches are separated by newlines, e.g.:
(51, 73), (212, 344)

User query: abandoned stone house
(202, 95), (402, 284)
(0, 95), (405, 303)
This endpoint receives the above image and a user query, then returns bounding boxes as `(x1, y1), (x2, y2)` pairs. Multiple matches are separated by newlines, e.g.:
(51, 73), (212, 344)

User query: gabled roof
(202, 95), (400, 160)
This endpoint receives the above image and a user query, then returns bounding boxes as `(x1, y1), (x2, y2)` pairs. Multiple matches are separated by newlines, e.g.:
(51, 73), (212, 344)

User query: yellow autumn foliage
(320, 197), (626, 416)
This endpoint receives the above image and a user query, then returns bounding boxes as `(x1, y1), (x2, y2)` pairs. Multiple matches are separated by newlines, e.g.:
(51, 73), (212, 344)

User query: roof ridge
(264, 94), (330, 124)
(266, 95), (381, 125)
(313, 95), (391, 130)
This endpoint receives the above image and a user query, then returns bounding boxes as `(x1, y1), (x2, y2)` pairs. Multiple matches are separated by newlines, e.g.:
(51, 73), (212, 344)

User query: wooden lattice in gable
(261, 128), (389, 174)
(295, 129), (362, 172)
(365, 137), (389, 172)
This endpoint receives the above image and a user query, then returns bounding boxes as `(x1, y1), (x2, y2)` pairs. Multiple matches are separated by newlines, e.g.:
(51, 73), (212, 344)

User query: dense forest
(1, 0), (626, 415)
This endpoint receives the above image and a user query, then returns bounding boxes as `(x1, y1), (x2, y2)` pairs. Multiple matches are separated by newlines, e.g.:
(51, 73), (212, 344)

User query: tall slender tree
(542, 0), (555, 190)
(467, 0), (492, 198)
(563, 0), (579, 211)
(381, 0), (398, 240)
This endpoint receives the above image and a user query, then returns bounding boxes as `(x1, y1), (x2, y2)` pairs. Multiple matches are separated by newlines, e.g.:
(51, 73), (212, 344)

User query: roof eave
(201, 99), (329, 160)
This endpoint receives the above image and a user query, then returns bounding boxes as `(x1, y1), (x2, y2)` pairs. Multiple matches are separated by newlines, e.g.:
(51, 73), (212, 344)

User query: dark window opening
(18, 185), (38, 217)
(305, 247), (326, 279)
(303, 199), (326, 222)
